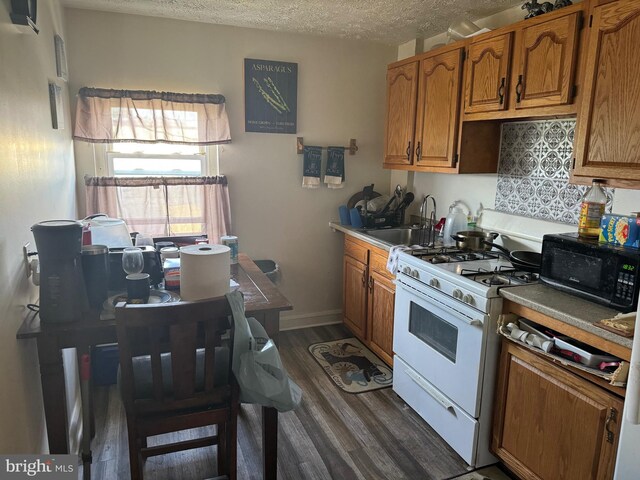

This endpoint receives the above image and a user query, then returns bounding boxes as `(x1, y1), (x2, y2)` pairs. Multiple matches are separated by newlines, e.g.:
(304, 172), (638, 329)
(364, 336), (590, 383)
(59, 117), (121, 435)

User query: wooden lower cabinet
(343, 254), (367, 339)
(492, 340), (623, 480)
(343, 237), (395, 366)
(367, 269), (395, 365)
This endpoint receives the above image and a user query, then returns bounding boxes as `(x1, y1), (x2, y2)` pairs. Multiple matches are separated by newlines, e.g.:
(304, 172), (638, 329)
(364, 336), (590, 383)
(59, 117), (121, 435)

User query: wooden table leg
(262, 311), (280, 344)
(257, 311), (281, 479)
(262, 406), (278, 480)
(77, 344), (93, 472)
(37, 337), (69, 453)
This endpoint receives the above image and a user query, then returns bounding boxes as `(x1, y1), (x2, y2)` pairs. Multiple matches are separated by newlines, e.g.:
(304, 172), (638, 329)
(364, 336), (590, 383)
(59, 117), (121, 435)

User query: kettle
(442, 203), (468, 247)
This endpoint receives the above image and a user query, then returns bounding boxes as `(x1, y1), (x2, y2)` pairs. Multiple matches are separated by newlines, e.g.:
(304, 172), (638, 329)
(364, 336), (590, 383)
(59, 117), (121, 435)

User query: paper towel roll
(180, 244), (230, 301)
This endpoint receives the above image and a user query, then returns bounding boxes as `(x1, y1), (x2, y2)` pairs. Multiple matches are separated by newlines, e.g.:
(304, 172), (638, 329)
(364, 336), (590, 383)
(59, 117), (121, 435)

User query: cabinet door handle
(362, 269), (368, 287)
(515, 74), (524, 103)
(498, 77), (506, 105)
(415, 141), (422, 161)
(368, 276), (374, 293)
(406, 141), (412, 160)
(605, 407), (618, 444)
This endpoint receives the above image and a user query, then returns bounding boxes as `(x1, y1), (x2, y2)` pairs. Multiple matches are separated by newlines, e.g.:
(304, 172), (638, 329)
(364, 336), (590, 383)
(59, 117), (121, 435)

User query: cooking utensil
(483, 241), (542, 270)
(599, 361), (621, 372)
(393, 192), (415, 212)
(377, 195), (398, 215)
(451, 231), (499, 251)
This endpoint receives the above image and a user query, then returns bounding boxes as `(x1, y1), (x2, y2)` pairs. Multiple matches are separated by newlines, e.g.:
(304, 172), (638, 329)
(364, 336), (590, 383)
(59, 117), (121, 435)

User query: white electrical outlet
(23, 242), (31, 278)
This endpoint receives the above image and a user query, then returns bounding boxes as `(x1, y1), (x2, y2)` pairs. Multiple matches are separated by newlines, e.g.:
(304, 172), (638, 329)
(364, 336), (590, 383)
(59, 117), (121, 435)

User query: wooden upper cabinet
(384, 61), (419, 167)
(513, 12), (580, 109)
(574, 0), (640, 180)
(414, 48), (464, 169)
(464, 33), (512, 113)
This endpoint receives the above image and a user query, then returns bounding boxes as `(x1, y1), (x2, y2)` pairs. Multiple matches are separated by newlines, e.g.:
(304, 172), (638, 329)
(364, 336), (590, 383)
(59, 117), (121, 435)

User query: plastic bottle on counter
(442, 204), (468, 246)
(578, 179), (607, 238)
(220, 235), (238, 264)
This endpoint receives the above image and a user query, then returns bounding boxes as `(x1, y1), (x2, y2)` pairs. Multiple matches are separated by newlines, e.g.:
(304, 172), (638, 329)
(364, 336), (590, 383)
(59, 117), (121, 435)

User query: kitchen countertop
(500, 283), (633, 351)
(329, 222), (394, 251)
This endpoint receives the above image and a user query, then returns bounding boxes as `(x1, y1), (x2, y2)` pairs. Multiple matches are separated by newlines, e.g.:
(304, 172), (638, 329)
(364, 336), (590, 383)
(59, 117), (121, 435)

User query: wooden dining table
(17, 253), (292, 480)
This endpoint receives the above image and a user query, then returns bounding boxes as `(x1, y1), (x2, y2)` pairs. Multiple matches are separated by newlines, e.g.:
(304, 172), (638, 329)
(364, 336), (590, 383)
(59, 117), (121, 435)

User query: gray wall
(0, 0), (79, 453)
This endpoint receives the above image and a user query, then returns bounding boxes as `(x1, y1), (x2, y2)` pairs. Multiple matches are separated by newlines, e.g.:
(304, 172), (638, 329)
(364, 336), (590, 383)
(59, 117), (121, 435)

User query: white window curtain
(85, 176), (231, 244)
(73, 87), (231, 145)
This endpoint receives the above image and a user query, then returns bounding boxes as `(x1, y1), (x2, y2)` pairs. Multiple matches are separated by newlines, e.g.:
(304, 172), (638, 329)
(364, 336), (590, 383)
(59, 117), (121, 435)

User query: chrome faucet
(419, 195), (437, 246)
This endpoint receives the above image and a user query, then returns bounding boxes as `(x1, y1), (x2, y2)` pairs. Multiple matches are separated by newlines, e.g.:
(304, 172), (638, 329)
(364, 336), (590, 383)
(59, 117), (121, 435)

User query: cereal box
(599, 214), (640, 247)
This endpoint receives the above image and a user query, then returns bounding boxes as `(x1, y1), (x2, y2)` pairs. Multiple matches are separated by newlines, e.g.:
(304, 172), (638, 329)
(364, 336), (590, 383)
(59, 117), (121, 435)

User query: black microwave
(540, 233), (640, 312)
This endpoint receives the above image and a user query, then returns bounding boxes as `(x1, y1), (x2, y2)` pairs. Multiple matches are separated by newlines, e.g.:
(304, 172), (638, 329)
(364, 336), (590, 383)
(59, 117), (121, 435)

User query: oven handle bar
(404, 366), (455, 413)
(397, 278), (486, 327)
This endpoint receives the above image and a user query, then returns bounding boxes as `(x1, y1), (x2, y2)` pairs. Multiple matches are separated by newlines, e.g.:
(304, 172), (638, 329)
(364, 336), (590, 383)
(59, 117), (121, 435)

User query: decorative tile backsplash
(495, 119), (613, 225)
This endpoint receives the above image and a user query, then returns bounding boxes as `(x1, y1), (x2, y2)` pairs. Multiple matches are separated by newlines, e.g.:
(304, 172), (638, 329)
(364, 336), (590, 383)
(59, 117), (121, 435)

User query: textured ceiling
(60, 0), (525, 45)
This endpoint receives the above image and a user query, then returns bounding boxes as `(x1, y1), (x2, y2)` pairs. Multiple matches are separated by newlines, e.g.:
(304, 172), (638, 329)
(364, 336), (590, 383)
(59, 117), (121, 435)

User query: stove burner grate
(482, 275), (510, 286)
(411, 248), (500, 263)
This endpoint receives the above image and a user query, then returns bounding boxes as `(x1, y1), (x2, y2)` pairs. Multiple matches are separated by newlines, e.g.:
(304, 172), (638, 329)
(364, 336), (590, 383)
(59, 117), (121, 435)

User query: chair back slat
(149, 328), (165, 402)
(170, 322), (198, 400)
(203, 322), (219, 393)
(115, 296), (234, 415)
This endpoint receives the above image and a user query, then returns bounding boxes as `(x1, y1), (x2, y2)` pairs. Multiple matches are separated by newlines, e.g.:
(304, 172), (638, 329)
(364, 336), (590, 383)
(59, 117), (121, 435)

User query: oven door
(393, 275), (488, 417)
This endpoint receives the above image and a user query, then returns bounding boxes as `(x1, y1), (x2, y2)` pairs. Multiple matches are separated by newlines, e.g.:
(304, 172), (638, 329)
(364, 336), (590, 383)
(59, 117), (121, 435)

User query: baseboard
(280, 309), (342, 331)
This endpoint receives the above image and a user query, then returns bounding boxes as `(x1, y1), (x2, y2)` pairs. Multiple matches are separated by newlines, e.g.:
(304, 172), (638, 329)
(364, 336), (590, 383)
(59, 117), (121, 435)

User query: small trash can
(91, 344), (120, 386)
(254, 259), (279, 283)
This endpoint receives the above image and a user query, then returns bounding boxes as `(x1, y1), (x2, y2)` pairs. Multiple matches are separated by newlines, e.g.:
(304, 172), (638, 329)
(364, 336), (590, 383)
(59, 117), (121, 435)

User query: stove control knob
(453, 289), (463, 299)
(402, 266), (411, 274)
(463, 294), (475, 305)
(411, 269), (420, 279)
(429, 278), (440, 289)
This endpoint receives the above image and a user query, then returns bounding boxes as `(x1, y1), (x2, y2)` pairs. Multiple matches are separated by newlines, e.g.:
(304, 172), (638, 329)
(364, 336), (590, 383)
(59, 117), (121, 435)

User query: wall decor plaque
(48, 82), (64, 129)
(244, 58), (297, 134)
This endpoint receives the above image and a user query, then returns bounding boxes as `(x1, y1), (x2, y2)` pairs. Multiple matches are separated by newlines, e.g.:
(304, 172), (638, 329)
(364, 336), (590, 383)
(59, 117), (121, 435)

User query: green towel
(302, 146), (322, 189)
(325, 146), (345, 189)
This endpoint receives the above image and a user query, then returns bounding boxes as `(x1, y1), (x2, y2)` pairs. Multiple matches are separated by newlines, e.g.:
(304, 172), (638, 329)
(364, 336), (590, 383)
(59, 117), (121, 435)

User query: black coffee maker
(32, 220), (89, 323)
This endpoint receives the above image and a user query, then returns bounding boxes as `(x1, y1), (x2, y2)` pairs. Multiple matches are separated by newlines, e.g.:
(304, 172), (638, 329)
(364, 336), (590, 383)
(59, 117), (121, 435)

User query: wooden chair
(115, 296), (238, 480)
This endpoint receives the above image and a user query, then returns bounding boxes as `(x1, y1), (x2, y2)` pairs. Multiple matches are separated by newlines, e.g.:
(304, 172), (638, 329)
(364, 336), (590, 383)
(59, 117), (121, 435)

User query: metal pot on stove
(451, 231), (499, 251)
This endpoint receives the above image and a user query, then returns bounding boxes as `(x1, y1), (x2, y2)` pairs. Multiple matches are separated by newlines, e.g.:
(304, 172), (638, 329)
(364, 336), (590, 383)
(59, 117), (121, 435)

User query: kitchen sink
(361, 227), (424, 246)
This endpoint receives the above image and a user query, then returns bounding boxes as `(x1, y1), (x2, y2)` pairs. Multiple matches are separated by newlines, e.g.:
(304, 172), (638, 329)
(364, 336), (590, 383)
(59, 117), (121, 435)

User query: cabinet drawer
(369, 250), (394, 282)
(344, 238), (368, 264)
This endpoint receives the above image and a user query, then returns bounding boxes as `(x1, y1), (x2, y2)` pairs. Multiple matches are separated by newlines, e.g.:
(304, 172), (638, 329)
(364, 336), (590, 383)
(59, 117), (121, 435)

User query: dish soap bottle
(578, 179), (607, 238)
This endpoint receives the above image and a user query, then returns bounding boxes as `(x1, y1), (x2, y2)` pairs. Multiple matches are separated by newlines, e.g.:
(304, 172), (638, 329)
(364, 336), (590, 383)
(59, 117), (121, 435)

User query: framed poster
(244, 58), (297, 134)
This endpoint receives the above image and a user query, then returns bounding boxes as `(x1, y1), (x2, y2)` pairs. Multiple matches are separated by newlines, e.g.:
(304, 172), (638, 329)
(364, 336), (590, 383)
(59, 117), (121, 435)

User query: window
(106, 142), (209, 177)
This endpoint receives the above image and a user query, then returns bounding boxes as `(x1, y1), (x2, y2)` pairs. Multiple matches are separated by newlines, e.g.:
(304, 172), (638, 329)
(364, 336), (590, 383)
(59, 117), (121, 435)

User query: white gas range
(392, 246), (538, 468)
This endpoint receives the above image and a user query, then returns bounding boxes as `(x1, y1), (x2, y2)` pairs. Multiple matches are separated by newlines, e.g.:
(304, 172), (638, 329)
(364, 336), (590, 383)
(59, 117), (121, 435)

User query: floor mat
(444, 465), (515, 480)
(308, 337), (393, 394)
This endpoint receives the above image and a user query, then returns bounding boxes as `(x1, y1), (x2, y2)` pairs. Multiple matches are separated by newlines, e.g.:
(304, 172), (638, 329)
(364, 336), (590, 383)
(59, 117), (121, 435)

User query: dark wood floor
(87, 324), (470, 479)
